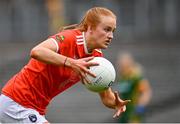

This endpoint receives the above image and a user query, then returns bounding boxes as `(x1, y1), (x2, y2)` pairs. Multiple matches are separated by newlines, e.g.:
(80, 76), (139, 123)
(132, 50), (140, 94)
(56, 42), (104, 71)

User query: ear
(87, 25), (93, 33)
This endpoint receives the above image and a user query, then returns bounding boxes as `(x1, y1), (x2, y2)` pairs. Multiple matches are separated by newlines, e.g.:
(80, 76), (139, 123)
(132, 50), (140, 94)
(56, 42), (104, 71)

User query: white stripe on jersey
(77, 39), (84, 42)
(76, 42), (84, 45)
(76, 34), (84, 45)
(76, 32), (102, 54)
(76, 35), (83, 38)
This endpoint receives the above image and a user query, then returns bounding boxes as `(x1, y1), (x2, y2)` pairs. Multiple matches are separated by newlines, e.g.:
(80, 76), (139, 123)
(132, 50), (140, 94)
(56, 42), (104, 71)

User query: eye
(104, 27), (112, 32)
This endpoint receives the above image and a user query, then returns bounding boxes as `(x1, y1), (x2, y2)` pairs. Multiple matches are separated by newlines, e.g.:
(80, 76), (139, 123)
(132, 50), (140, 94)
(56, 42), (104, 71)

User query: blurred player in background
(116, 53), (152, 123)
(0, 7), (130, 123)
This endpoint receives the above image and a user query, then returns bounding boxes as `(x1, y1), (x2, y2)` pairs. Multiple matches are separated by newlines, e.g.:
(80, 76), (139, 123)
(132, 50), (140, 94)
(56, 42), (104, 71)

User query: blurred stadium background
(0, 0), (180, 123)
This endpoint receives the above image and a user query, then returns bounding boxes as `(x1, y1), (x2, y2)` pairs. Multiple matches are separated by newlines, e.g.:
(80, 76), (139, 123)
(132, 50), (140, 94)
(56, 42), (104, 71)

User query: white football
(84, 57), (116, 92)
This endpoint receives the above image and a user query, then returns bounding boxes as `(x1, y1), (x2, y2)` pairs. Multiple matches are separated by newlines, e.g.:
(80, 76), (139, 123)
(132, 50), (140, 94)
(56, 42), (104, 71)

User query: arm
(30, 38), (69, 66)
(134, 79), (152, 115)
(99, 87), (130, 118)
(30, 38), (98, 79)
(138, 79), (152, 106)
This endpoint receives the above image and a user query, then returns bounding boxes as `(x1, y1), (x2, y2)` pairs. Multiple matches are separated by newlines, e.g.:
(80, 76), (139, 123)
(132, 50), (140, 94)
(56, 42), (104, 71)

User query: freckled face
(91, 16), (116, 49)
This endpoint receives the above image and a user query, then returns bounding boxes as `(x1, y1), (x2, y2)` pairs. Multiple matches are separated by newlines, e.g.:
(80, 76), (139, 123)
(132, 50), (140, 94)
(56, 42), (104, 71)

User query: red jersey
(2, 29), (103, 115)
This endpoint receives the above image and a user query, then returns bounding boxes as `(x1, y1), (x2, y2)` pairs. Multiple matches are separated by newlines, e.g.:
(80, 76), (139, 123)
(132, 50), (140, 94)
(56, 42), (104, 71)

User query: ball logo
(94, 76), (102, 84)
(28, 114), (37, 122)
(108, 81), (113, 87)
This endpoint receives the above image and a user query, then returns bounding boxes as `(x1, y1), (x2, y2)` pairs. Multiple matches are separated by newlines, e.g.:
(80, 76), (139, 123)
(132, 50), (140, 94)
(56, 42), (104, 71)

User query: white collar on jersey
(82, 32), (92, 55)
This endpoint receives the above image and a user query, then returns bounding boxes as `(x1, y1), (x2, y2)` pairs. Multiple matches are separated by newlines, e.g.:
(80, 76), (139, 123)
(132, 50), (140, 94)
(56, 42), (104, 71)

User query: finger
(79, 74), (85, 84)
(81, 66), (96, 78)
(83, 75), (91, 84)
(122, 106), (126, 112)
(114, 91), (120, 101)
(80, 72), (91, 84)
(113, 109), (121, 118)
(81, 76), (89, 84)
(114, 91), (131, 103)
(80, 71), (86, 79)
(86, 71), (96, 78)
(85, 62), (99, 68)
(81, 56), (94, 62)
(113, 105), (126, 118)
(121, 100), (131, 106)
(81, 78), (87, 84)
(113, 113), (117, 118)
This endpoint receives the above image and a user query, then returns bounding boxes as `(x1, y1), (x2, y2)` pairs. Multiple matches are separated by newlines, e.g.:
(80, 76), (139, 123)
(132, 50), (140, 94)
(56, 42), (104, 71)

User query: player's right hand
(66, 56), (99, 84)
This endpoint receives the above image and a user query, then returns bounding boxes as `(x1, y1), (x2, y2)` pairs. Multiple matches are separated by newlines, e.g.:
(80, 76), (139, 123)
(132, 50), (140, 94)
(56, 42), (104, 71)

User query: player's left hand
(113, 91), (131, 118)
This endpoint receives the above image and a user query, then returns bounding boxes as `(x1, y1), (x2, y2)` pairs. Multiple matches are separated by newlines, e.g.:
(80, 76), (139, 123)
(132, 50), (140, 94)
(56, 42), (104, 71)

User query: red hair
(62, 7), (116, 31)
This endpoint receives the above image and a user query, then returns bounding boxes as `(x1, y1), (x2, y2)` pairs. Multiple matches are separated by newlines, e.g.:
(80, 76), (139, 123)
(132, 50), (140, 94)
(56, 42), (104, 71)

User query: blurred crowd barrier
(0, 0), (179, 43)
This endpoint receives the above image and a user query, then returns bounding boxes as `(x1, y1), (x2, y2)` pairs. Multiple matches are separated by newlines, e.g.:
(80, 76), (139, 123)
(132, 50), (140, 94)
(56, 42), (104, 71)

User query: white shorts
(0, 94), (48, 123)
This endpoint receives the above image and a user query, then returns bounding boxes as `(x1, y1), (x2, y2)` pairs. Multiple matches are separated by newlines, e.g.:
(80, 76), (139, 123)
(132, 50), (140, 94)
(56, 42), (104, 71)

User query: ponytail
(60, 7), (116, 32)
(60, 24), (78, 31)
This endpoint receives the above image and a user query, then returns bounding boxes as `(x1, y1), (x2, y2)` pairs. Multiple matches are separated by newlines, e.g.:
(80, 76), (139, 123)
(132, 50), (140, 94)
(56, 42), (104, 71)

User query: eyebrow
(113, 28), (116, 32)
(106, 26), (116, 32)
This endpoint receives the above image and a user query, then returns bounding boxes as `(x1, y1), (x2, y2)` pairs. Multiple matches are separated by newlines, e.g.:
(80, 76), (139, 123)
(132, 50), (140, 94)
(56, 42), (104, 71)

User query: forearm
(99, 88), (116, 109)
(30, 47), (73, 67)
(138, 90), (152, 106)
(138, 80), (152, 106)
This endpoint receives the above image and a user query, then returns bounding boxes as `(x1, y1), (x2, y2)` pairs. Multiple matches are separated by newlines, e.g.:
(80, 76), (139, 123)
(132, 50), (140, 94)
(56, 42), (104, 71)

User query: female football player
(0, 7), (130, 123)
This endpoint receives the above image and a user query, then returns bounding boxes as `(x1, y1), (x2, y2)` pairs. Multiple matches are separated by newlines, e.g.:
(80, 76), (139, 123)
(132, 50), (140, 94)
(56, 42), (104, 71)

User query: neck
(84, 32), (95, 53)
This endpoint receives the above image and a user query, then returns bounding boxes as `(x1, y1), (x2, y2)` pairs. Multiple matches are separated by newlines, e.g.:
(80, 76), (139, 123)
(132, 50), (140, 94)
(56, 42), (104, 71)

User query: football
(84, 57), (116, 92)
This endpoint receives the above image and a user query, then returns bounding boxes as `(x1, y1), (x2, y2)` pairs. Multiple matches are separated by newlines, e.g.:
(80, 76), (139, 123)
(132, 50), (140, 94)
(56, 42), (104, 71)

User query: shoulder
(57, 29), (82, 42)
(50, 29), (81, 44)
(59, 29), (81, 37)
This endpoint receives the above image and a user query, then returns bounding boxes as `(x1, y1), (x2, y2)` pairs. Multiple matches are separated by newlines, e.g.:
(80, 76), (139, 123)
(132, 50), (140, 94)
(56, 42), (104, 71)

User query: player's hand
(68, 56), (99, 84)
(113, 91), (131, 118)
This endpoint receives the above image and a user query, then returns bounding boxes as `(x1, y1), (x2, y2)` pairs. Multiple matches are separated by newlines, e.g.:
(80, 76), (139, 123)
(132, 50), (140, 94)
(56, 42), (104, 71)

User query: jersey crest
(56, 35), (65, 42)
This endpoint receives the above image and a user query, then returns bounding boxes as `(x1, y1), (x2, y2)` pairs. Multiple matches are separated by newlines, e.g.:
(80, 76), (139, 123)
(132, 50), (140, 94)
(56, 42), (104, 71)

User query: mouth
(105, 40), (111, 45)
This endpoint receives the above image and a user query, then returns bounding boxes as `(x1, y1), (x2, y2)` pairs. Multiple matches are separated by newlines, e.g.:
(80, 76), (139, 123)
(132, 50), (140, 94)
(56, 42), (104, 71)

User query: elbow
(30, 47), (40, 59)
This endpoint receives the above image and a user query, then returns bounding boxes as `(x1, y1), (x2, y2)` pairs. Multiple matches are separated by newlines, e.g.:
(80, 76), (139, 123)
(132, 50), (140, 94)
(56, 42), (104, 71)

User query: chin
(101, 45), (108, 49)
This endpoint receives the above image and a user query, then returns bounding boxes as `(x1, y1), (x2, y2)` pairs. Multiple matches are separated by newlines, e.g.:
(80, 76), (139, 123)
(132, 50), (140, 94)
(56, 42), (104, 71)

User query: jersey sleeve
(49, 30), (75, 56)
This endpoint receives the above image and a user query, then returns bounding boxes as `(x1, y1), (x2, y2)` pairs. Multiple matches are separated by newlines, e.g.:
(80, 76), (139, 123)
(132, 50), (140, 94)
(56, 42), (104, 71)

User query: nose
(108, 32), (113, 40)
